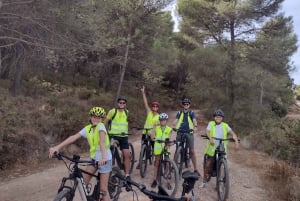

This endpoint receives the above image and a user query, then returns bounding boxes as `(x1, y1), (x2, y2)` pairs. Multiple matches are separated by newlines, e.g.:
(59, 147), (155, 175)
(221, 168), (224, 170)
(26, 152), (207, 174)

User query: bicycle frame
(116, 169), (199, 201)
(201, 135), (238, 201)
(157, 140), (179, 196)
(55, 154), (101, 201)
(110, 138), (123, 169)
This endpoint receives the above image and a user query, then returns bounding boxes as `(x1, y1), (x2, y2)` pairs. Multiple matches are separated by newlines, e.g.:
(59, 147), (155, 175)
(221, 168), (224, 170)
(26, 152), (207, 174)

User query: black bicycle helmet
(117, 96), (127, 103)
(182, 98), (191, 104)
(213, 109), (224, 117)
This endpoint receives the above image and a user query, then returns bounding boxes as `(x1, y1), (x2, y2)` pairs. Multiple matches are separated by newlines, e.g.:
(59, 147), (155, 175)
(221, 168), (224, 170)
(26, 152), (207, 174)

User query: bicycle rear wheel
(53, 188), (73, 201)
(109, 166), (122, 201)
(174, 146), (183, 178)
(216, 158), (229, 201)
(158, 158), (179, 197)
(139, 144), (148, 178)
(128, 143), (135, 174)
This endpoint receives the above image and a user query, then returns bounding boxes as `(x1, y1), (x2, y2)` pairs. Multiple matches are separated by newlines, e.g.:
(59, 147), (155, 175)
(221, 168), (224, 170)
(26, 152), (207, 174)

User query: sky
(168, 0), (300, 85)
(282, 0), (300, 85)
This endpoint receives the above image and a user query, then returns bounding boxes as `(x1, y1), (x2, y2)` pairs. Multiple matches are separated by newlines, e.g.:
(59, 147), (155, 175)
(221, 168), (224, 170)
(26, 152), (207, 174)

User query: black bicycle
(116, 170), (199, 201)
(154, 138), (179, 197)
(201, 135), (239, 201)
(173, 129), (193, 177)
(133, 127), (154, 178)
(109, 133), (135, 174)
(52, 153), (121, 201)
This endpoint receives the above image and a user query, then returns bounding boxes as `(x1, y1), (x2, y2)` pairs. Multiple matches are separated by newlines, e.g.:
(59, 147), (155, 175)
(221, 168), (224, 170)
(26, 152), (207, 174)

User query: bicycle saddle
(182, 170), (199, 180)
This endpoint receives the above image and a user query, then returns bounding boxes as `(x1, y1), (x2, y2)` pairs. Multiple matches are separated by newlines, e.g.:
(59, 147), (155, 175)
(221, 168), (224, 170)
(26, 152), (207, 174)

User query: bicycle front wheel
(139, 144), (148, 178)
(174, 146), (183, 178)
(217, 158), (229, 201)
(109, 166), (122, 201)
(53, 188), (73, 201)
(158, 158), (179, 197)
(128, 143), (135, 174)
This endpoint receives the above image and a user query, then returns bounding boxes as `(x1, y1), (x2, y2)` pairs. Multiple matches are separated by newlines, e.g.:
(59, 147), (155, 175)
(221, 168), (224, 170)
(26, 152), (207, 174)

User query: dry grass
(231, 144), (300, 201)
(263, 161), (300, 201)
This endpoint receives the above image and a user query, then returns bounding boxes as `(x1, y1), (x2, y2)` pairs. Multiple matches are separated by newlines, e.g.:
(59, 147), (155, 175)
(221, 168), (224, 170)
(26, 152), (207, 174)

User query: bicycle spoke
(217, 159), (229, 201)
(158, 158), (179, 197)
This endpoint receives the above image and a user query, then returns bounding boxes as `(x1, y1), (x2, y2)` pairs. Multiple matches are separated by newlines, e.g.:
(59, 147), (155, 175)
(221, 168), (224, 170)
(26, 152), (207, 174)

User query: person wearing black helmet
(200, 109), (239, 188)
(173, 97), (200, 176)
(105, 96), (131, 178)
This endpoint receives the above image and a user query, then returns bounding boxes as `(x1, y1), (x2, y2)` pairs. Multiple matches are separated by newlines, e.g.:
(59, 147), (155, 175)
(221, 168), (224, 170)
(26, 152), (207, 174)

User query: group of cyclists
(48, 85), (239, 201)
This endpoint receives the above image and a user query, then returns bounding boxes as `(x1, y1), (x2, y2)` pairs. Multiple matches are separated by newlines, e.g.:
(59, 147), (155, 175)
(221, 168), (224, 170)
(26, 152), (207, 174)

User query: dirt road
(0, 110), (271, 201)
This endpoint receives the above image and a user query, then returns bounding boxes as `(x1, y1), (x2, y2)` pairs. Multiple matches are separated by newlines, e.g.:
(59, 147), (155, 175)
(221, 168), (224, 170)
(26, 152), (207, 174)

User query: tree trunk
(115, 19), (133, 106)
(10, 46), (24, 97)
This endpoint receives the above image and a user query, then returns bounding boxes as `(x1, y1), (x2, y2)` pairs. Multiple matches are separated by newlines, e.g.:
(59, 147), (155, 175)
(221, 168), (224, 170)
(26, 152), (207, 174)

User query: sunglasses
(119, 102), (126, 104)
(183, 103), (190, 106)
(152, 105), (159, 108)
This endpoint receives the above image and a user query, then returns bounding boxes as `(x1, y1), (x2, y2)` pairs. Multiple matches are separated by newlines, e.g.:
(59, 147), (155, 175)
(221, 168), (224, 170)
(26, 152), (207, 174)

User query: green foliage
(250, 118), (300, 166)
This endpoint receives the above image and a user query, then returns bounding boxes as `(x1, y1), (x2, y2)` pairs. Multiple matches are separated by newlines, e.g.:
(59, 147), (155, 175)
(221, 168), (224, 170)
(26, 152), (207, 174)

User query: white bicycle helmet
(159, 113), (169, 120)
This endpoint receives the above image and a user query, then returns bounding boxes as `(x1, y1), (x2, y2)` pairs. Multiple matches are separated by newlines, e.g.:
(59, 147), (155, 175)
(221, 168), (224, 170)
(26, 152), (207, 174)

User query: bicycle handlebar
(53, 153), (95, 165)
(115, 173), (187, 201)
(173, 128), (194, 134)
(200, 135), (240, 143)
(132, 127), (153, 132)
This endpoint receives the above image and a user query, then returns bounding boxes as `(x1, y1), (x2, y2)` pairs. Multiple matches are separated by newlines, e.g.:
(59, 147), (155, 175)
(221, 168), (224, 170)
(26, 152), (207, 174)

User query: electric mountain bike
(154, 138), (179, 197)
(201, 135), (239, 201)
(52, 153), (121, 201)
(133, 127), (154, 178)
(116, 170), (200, 201)
(109, 133), (135, 174)
(173, 129), (193, 178)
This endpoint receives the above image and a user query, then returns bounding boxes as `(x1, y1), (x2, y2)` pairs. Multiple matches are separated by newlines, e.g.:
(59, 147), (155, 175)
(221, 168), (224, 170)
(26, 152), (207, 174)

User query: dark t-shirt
(176, 110), (196, 131)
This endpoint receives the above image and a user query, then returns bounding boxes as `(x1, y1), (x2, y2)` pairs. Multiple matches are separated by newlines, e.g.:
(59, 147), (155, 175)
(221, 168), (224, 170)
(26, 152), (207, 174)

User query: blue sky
(282, 0), (300, 85)
(168, 0), (300, 85)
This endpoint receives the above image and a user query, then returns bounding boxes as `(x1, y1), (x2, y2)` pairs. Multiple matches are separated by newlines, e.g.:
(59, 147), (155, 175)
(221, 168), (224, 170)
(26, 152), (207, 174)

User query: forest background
(0, 0), (299, 198)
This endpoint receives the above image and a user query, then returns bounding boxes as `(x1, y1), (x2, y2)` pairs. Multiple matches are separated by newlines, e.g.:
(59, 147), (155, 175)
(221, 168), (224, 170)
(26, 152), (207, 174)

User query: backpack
(178, 110), (194, 121)
(108, 108), (128, 130)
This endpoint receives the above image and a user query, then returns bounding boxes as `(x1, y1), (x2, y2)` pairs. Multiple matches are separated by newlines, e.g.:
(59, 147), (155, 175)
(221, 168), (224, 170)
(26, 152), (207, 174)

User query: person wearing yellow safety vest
(150, 113), (174, 188)
(200, 109), (239, 188)
(49, 107), (111, 201)
(105, 96), (131, 178)
(136, 85), (160, 169)
(173, 97), (200, 176)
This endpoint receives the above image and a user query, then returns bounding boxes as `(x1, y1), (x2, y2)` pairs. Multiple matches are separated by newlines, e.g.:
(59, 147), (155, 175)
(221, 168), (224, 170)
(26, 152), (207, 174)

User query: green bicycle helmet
(89, 106), (106, 117)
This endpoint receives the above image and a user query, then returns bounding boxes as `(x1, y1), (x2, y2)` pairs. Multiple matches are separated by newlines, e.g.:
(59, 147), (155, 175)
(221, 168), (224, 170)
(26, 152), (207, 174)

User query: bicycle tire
(109, 166), (122, 201)
(184, 147), (190, 169)
(128, 143), (135, 174)
(53, 188), (73, 201)
(158, 158), (179, 197)
(217, 158), (229, 201)
(174, 146), (183, 177)
(139, 144), (148, 178)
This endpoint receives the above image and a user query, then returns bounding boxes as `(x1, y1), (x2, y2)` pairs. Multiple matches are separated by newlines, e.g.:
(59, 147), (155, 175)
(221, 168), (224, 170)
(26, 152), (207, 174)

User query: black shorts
(110, 136), (129, 150)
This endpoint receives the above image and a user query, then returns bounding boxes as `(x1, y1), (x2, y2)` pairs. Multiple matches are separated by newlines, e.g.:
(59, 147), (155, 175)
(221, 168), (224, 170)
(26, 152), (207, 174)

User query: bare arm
(141, 85), (151, 113)
(229, 130), (239, 149)
(193, 117), (198, 132)
(98, 130), (107, 165)
(49, 133), (82, 158)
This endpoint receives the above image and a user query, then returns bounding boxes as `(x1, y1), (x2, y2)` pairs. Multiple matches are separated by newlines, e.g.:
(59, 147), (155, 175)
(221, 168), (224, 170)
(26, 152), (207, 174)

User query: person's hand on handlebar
(49, 147), (59, 158)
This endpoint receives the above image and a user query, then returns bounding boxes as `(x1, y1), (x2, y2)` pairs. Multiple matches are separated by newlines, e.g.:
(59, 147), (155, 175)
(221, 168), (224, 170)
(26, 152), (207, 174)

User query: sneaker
(151, 180), (157, 188)
(136, 163), (140, 169)
(200, 181), (207, 188)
